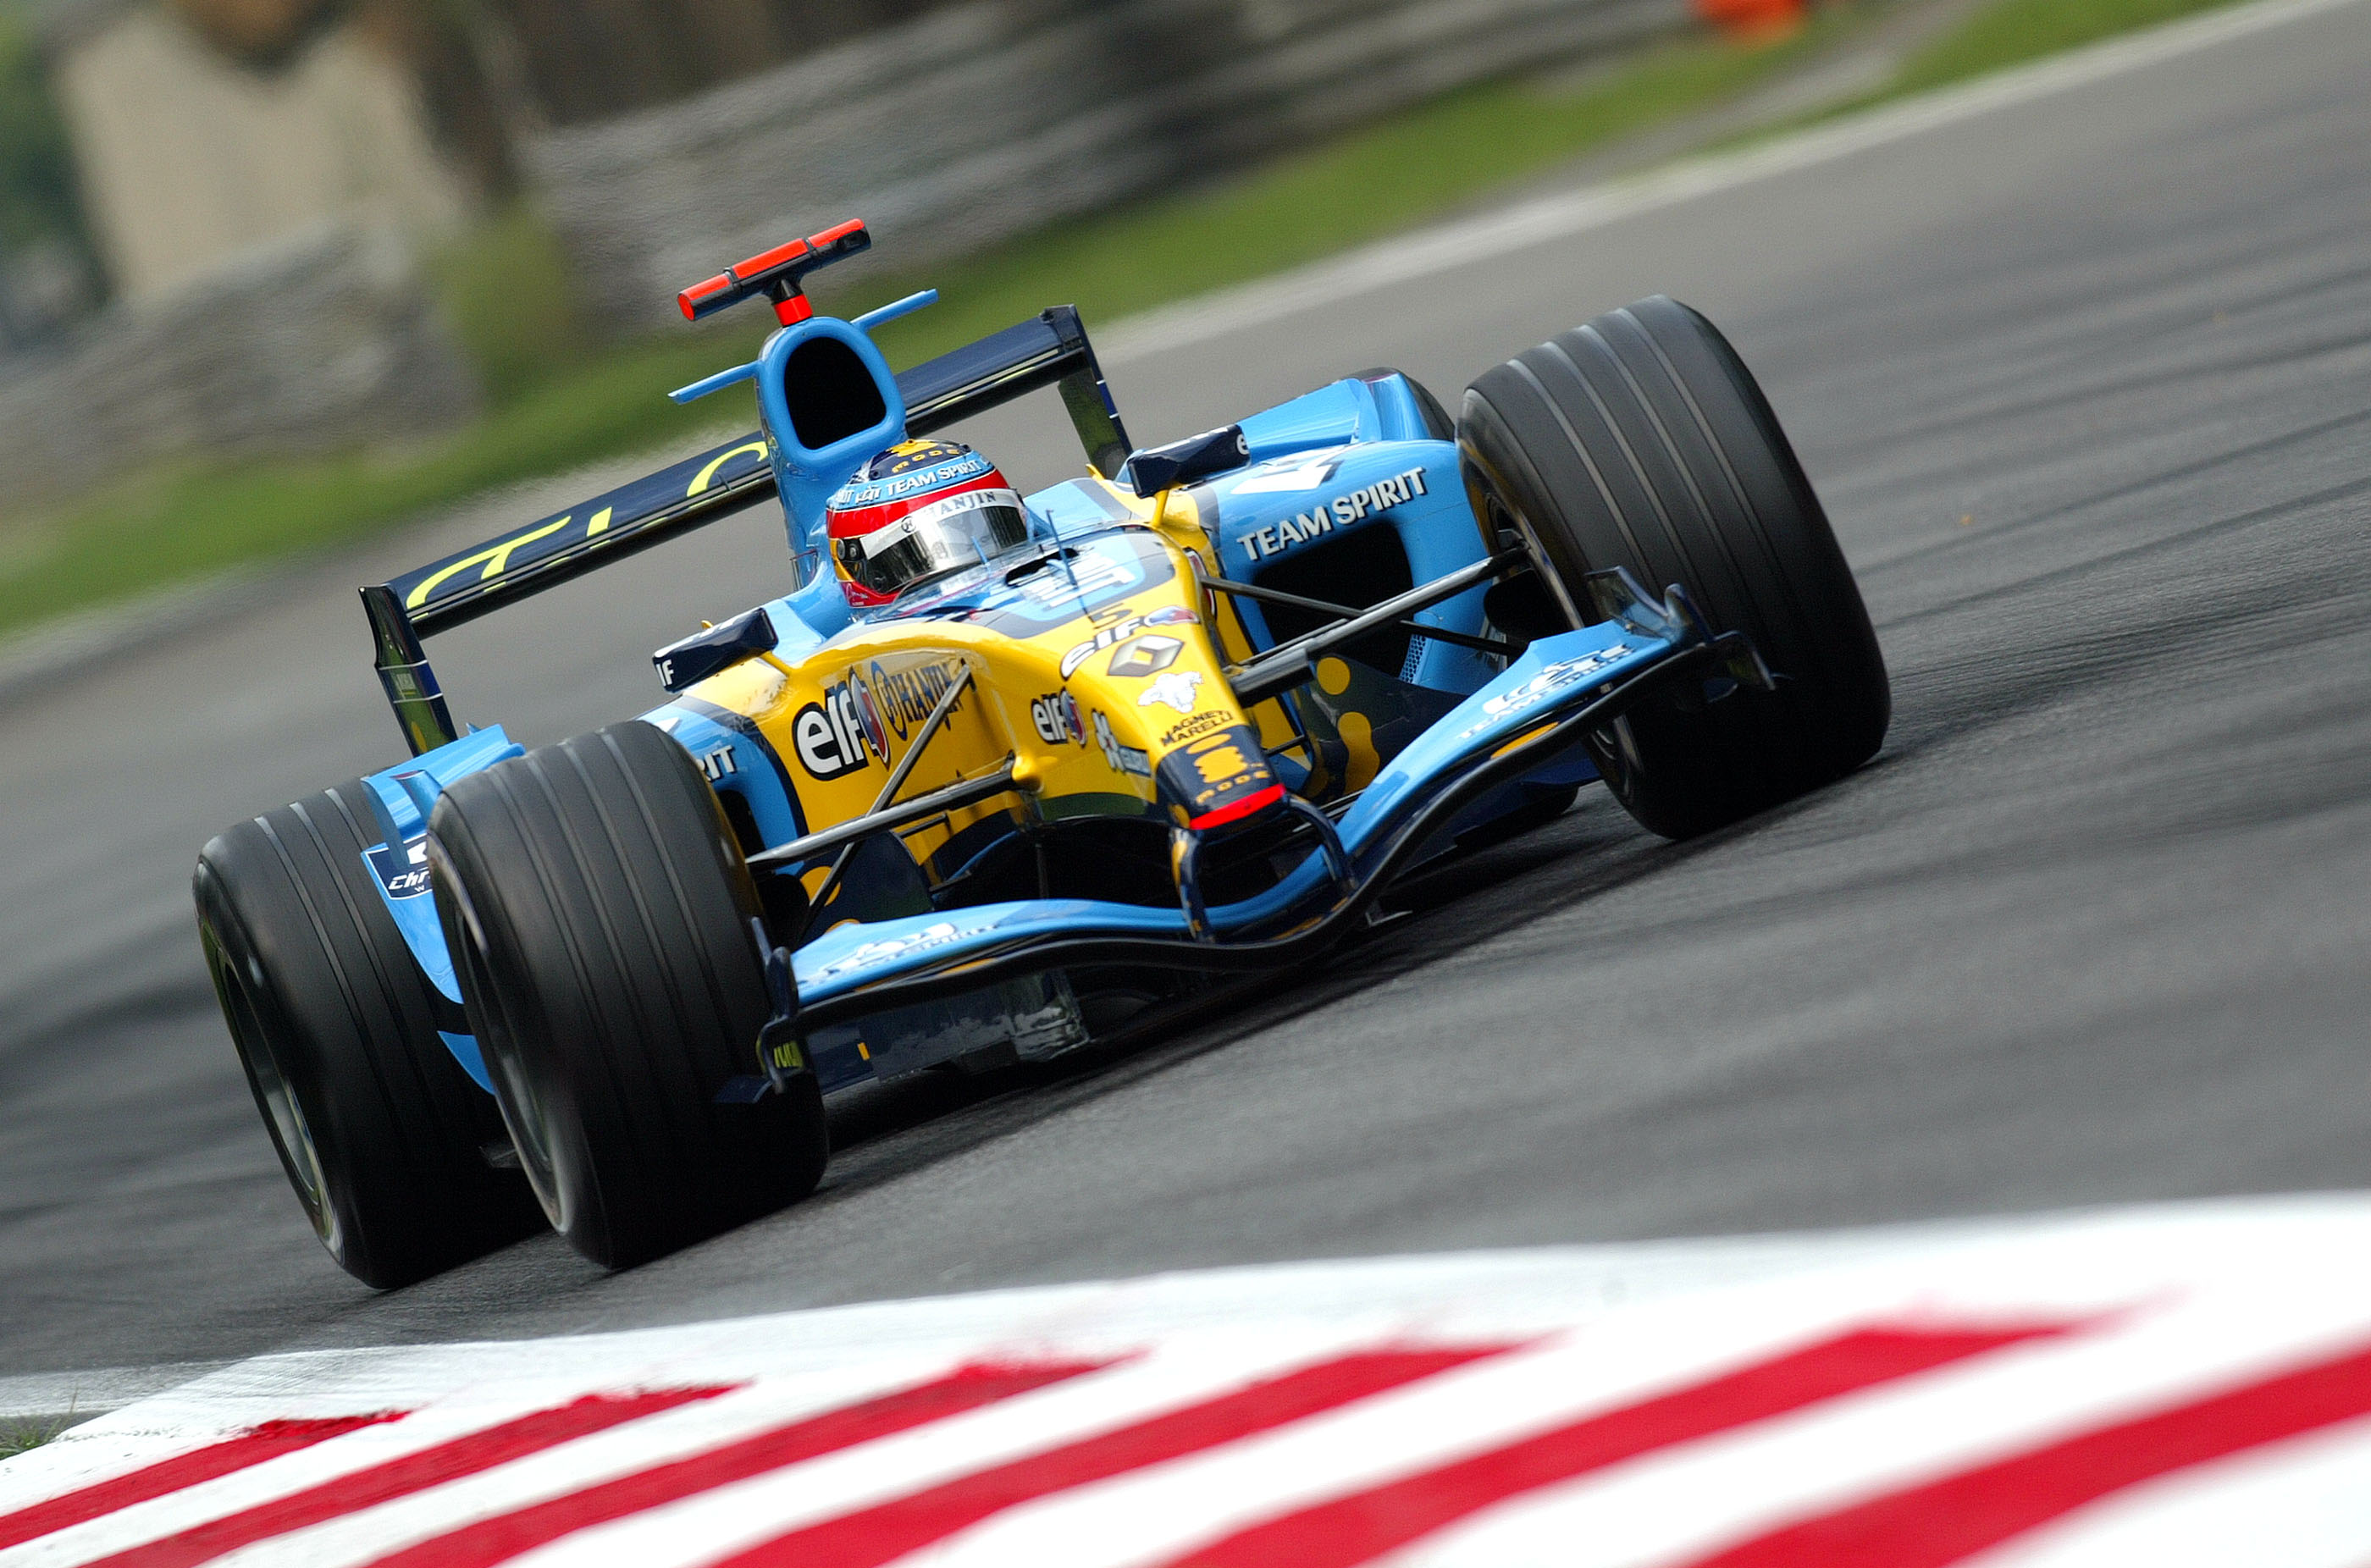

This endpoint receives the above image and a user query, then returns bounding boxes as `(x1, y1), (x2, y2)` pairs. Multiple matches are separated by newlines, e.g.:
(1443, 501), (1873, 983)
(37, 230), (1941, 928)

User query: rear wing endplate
(363, 305), (1130, 754)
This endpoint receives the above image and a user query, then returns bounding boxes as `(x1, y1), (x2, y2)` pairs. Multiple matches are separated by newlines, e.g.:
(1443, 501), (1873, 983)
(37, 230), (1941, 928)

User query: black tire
(1460, 295), (1889, 838)
(426, 721), (829, 1269)
(193, 781), (541, 1288)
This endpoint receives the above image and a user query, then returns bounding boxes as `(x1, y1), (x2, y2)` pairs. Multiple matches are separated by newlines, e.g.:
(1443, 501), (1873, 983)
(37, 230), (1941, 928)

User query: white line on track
(1101, 0), (2371, 364)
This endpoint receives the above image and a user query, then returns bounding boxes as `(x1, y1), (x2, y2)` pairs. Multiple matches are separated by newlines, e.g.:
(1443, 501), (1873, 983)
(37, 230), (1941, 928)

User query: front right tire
(1460, 295), (1890, 838)
(428, 721), (829, 1269)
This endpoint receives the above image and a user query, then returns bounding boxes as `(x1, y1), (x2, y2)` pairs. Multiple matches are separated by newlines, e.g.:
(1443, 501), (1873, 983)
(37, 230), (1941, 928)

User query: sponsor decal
(697, 745), (739, 781)
(1092, 710), (1152, 778)
(805, 657), (969, 778)
(1059, 605), (1197, 679)
(868, 659), (966, 743)
(1158, 708), (1234, 746)
(365, 836), (434, 901)
(810, 919), (969, 983)
(1228, 444), (1349, 494)
(1137, 670), (1202, 715)
(1029, 690), (1087, 747)
(1191, 740), (1254, 789)
(847, 672), (893, 761)
(1108, 635), (1184, 679)
(1240, 465), (1430, 561)
(1158, 724), (1276, 817)
(832, 452), (994, 508)
(793, 693), (870, 781)
(1454, 644), (1636, 741)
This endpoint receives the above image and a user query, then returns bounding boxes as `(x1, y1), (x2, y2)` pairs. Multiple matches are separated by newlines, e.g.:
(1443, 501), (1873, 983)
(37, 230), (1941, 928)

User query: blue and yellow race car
(194, 220), (1890, 1284)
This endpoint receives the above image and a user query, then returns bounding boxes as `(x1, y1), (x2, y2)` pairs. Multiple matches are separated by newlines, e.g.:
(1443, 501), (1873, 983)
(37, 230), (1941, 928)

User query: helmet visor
(836, 488), (1032, 598)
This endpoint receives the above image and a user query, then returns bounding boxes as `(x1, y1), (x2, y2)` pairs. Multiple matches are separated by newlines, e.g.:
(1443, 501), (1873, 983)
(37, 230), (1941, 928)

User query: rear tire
(1460, 295), (1889, 838)
(193, 781), (539, 1288)
(427, 721), (829, 1269)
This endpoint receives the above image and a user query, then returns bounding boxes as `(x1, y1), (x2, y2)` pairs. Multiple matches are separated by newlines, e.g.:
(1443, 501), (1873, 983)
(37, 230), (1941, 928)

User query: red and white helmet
(825, 440), (1035, 608)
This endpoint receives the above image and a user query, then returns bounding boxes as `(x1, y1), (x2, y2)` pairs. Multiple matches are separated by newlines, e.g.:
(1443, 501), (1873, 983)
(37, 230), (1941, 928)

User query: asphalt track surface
(3, 0), (2368, 1384)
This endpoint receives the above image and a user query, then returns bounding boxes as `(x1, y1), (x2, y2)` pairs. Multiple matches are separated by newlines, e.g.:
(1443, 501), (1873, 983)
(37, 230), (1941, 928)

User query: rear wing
(362, 305), (1131, 755)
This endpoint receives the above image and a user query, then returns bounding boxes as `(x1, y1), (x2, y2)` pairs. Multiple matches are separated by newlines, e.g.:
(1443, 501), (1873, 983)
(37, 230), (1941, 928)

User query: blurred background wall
(0, 0), (1694, 505)
(525, 0), (1691, 327)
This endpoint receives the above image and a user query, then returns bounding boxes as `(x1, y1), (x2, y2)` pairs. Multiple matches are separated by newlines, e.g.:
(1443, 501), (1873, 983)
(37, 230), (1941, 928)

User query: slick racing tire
(1460, 295), (1890, 839)
(428, 721), (829, 1270)
(194, 781), (540, 1289)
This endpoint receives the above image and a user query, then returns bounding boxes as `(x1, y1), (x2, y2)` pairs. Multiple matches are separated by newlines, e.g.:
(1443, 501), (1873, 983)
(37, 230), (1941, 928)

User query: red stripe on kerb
(1680, 1337), (2371, 1568)
(1158, 1322), (2075, 1567)
(710, 1344), (1514, 1568)
(362, 1360), (1112, 1568)
(80, 1388), (730, 1568)
(0, 1416), (399, 1550)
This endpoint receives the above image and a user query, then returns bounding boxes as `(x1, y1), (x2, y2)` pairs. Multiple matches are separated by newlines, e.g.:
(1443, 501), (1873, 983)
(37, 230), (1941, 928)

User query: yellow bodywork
(677, 481), (1301, 897)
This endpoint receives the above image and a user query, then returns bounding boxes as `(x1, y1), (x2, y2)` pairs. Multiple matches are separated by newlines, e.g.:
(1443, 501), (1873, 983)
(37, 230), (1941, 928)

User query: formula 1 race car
(194, 220), (1889, 1285)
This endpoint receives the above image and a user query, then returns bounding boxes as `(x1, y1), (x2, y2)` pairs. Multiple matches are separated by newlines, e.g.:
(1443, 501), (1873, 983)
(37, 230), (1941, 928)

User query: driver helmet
(826, 439), (1036, 608)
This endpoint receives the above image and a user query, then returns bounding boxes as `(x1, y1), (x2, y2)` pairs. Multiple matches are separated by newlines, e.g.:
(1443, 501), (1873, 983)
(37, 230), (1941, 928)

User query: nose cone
(1060, 612), (1281, 827)
(1158, 724), (1283, 830)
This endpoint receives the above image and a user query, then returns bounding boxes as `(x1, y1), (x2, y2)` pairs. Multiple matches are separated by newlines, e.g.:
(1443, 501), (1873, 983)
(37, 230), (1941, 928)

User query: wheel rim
(213, 947), (338, 1247)
(452, 914), (564, 1223)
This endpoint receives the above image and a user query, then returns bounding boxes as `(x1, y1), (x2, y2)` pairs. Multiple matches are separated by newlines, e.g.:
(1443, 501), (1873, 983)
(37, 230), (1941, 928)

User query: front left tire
(428, 721), (830, 1270)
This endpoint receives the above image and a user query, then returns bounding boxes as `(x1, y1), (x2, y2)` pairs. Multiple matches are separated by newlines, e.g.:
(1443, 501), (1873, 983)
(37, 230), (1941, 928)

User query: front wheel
(1460, 295), (1890, 838)
(194, 780), (540, 1287)
(428, 721), (828, 1269)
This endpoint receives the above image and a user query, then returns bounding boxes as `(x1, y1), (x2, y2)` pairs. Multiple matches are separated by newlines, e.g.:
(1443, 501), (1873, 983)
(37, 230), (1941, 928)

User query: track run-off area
(7, 1199), (2371, 1566)
(3, 0), (2371, 1554)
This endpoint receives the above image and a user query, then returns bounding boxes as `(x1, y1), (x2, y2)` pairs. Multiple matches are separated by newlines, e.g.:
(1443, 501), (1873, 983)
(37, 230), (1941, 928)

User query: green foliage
(0, 1412), (69, 1459)
(432, 205), (597, 406)
(0, 0), (2258, 639)
(0, 328), (744, 632)
(1892, 0), (2249, 93)
(0, 4), (89, 258)
(834, 20), (1849, 369)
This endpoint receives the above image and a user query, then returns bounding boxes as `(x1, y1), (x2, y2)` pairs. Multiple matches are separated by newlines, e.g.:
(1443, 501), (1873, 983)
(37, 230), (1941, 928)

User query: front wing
(778, 576), (1770, 1035)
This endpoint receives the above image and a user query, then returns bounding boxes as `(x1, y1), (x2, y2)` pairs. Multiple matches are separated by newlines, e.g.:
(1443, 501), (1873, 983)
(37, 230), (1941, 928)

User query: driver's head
(826, 440), (1034, 608)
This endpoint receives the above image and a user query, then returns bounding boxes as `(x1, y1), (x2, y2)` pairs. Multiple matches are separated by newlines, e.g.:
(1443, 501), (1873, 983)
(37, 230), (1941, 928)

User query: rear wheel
(428, 721), (829, 1269)
(1460, 295), (1889, 838)
(194, 781), (539, 1288)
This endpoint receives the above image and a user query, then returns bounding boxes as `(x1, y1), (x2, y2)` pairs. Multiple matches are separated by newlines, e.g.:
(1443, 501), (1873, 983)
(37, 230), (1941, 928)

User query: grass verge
(0, 0), (2260, 641)
(0, 1411), (69, 1459)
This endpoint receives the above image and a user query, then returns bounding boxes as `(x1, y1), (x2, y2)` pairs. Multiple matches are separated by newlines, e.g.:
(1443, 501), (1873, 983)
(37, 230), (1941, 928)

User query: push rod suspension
(745, 760), (1022, 872)
(798, 665), (976, 908)
(1197, 570), (1512, 659)
(1227, 553), (1518, 705)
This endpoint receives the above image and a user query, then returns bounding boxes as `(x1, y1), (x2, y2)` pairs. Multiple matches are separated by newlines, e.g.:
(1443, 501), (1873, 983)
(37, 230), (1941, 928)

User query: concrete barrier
(528, 0), (1693, 329)
(0, 223), (479, 511)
